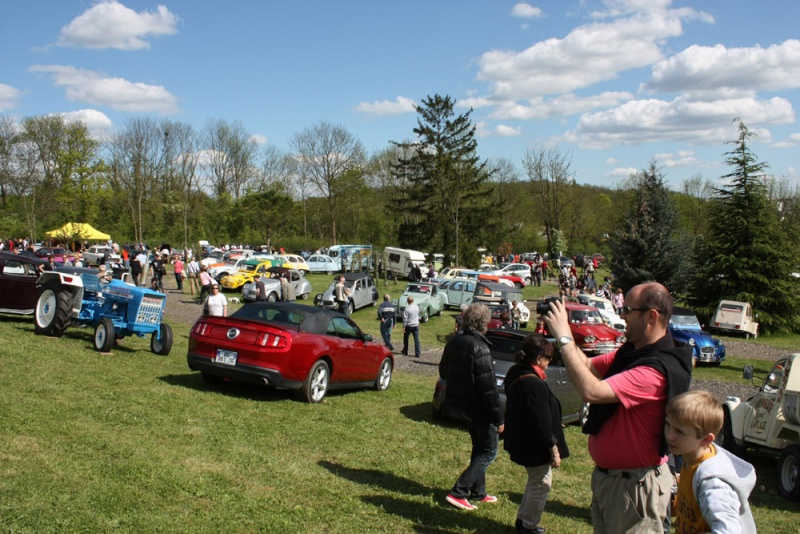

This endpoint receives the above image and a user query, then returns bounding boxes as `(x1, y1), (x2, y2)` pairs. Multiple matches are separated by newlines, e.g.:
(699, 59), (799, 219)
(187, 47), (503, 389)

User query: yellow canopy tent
(45, 223), (111, 241)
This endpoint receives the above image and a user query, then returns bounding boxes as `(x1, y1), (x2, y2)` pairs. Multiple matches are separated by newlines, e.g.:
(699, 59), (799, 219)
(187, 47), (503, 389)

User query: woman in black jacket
(503, 333), (570, 534)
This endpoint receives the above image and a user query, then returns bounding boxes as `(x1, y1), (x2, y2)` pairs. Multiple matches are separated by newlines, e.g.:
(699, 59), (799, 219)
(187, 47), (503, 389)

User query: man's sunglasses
(620, 306), (651, 315)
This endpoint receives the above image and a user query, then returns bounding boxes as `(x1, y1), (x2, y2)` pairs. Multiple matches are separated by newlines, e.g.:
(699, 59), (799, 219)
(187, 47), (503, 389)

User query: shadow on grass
(399, 402), (468, 432)
(320, 461), (507, 533)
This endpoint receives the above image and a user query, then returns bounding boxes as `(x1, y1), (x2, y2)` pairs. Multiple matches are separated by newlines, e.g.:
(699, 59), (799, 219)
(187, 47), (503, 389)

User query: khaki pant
(591, 464), (673, 534)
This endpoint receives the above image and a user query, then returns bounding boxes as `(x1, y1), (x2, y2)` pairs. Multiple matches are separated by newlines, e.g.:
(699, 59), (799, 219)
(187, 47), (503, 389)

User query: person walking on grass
(439, 303), (504, 511)
(401, 295), (420, 358)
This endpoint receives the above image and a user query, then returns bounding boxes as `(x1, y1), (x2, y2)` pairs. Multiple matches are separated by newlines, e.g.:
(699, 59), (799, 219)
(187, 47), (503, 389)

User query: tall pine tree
(610, 161), (689, 293)
(689, 120), (799, 334)
(390, 95), (497, 267)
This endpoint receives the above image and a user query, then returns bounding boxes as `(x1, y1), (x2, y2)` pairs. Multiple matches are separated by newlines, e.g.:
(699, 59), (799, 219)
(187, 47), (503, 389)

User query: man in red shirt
(543, 282), (692, 533)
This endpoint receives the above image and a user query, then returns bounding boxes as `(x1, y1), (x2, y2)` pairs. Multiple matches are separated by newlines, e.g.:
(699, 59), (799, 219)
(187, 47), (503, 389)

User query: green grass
(1, 310), (799, 532)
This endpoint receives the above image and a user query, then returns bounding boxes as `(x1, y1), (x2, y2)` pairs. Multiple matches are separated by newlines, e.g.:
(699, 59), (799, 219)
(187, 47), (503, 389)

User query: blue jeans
(402, 325), (420, 357)
(450, 422), (499, 500)
(380, 321), (394, 351)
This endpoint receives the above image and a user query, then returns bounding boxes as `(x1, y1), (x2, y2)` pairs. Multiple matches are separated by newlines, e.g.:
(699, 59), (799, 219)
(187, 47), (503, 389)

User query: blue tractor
(34, 267), (173, 355)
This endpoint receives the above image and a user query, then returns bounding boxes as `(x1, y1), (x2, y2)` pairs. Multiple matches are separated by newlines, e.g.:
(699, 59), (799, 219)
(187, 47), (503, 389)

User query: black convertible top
(231, 301), (348, 334)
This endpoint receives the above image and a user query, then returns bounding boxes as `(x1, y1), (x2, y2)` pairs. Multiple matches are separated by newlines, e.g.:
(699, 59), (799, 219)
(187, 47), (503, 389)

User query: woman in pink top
(173, 255), (184, 291)
(611, 288), (625, 314)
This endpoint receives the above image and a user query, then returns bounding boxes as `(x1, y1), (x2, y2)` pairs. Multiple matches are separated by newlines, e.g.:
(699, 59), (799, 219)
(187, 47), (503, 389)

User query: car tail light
(256, 332), (287, 348)
(192, 322), (211, 336)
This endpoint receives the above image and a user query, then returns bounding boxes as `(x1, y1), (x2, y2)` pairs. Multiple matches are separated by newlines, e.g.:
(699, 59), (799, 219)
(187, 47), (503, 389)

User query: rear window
(720, 303), (744, 312)
(486, 334), (523, 362)
(233, 306), (304, 327)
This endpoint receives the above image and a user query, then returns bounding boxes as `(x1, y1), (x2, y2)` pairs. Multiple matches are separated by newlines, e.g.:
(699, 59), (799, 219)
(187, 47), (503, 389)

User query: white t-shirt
(206, 292), (227, 316)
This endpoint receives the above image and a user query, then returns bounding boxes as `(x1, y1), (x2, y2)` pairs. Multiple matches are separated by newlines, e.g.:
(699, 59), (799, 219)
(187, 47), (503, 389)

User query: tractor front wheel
(151, 323), (173, 356)
(94, 317), (115, 352)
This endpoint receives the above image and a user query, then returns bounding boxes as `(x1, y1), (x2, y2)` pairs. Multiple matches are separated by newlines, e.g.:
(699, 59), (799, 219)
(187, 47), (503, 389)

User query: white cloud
(651, 150), (715, 169)
(463, 91), (634, 120)
(605, 167), (638, 178)
(29, 65), (179, 114)
(250, 134), (268, 145)
(0, 83), (22, 111)
(354, 96), (415, 116)
(511, 3), (543, 19)
(58, 109), (113, 139)
(475, 1), (712, 100)
(605, 157), (621, 165)
(772, 133), (800, 148)
(563, 96), (793, 148)
(475, 122), (522, 137)
(644, 40), (800, 99)
(57, 0), (179, 50)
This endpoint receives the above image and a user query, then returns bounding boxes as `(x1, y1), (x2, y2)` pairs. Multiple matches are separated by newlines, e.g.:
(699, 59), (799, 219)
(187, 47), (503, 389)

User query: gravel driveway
(162, 280), (782, 402)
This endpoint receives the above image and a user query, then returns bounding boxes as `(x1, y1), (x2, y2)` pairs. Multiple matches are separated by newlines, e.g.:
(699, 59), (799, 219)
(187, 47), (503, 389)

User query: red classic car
(187, 302), (393, 403)
(538, 301), (625, 355)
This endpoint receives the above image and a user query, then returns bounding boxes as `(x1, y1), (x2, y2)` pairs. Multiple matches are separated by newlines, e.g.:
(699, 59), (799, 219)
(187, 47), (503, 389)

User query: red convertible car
(537, 301), (625, 355)
(187, 302), (393, 403)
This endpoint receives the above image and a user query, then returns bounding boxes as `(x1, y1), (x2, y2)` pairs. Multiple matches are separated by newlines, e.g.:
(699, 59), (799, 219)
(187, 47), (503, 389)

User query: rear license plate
(215, 349), (237, 366)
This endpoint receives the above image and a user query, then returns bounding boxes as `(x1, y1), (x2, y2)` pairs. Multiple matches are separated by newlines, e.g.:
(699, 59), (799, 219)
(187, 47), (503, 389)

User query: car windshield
(720, 303), (744, 312)
(487, 334), (523, 362)
(670, 314), (701, 327)
(569, 309), (604, 324)
(242, 264), (259, 272)
(406, 285), (432, 293)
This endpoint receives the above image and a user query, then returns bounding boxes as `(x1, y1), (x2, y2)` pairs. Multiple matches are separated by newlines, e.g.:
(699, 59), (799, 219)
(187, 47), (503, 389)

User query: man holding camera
(542, 282), (692, 533)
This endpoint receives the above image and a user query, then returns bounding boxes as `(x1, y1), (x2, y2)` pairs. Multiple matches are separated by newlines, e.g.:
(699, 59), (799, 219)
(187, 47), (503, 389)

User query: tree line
(1, 100), (799, 332)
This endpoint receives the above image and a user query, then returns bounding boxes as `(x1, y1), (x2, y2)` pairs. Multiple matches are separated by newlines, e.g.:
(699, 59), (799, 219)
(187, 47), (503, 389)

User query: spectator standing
(440, 303), (504, 511)
(377, 294), (396, 351)
(134, 250), (147, 286)
(173, 255), (185, 291)
(454, 304), (468, 335)
(504, 333), (570, 534)
(199, 265), (214, 302)
(510, 300), (522, 329)
(665, 391), (757, 533)
(611, 288), (625, 314)
(401, 296), (420, 358)
(186, 257), (200, 294)
(253, 274), (267, 301)
(121, 247), (129, 269)
(280, 274), (296, 302)
(205, 282), (227, 317)
(334, 275), (350, 315)
(542, 282), (692, 533)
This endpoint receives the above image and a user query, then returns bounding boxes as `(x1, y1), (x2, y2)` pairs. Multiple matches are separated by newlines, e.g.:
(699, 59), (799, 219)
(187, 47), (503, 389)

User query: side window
(389, 253), (400, 263)
(466, 282), (475, 292)
(2, 260), (26, 275)
(452, 281), (462, 291)
(326, 320), (338, 336)
(332, 317), (360, 340)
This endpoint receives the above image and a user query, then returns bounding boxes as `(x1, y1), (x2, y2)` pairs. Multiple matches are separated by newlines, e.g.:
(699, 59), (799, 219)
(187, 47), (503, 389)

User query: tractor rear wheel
(151, 323), (173, 355)
(94, 317), (115, 352)
(34, 281), (73, 337)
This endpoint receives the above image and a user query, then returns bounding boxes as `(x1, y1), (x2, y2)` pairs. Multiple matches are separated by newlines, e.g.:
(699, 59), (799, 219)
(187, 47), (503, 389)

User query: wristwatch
(557, 336), (574, 349)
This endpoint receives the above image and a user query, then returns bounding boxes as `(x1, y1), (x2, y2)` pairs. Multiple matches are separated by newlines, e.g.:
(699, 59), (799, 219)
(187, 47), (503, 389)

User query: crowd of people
(437, 283), (757, 534)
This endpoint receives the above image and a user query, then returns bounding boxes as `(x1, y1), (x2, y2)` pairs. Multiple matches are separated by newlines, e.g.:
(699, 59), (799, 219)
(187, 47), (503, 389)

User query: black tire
(421, 308), (430, 323)
(716, 408), (745, 456)
(300, 293), (309, 300)
(373, 357), (393, 391)
(94, 317), (115, 352)
(436, 307), (443, 316)
(524, 277), (532, 286)
(325, 270), (332, 275)
(267, 292), (278, 302)
(514, 281), (522, 289)
(778, 445), (800, 500)
(34, 281), (73, 337)
(301, 360), (329, 403)
(151, 323), (173, 355)
(348, 301), (355, 315)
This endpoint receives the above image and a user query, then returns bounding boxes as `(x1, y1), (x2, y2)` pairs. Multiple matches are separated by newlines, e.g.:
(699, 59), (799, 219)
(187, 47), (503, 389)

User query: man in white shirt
(402, 296), (421, 358)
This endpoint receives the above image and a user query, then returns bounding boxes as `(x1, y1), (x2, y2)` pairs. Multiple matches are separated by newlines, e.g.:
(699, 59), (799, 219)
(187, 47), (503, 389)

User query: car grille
(587, 342), (619, 355)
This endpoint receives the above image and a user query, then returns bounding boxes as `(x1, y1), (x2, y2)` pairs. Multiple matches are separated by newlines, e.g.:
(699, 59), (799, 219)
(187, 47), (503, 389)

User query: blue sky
(2, 0), (799, 190)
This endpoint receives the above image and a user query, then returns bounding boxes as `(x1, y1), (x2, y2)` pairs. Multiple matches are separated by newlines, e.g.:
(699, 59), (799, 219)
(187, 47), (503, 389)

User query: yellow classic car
(220, 259), (275, 290)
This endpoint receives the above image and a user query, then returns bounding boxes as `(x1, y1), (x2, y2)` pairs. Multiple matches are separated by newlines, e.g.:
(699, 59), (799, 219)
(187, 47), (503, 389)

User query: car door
(328, 317), (376, 381)
(0, 257), (41, 312)
(549, 348), (583, 420)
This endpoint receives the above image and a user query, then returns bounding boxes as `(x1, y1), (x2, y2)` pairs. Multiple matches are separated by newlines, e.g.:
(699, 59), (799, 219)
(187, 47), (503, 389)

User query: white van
(328, 244), (373, 272)
(711, 300), (759, 339)
(383, 247), (427, 280)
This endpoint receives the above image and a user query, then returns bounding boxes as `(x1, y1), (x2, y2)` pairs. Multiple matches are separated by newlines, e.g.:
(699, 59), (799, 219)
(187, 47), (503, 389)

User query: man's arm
(543, 299), (618, 404)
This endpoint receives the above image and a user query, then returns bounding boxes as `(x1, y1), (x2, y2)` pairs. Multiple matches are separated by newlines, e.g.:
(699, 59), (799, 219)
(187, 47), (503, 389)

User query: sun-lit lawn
(1, 305), (799, 532)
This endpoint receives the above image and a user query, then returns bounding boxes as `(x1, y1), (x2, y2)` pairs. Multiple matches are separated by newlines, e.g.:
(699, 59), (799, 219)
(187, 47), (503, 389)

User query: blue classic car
(669, 306), (725, 365)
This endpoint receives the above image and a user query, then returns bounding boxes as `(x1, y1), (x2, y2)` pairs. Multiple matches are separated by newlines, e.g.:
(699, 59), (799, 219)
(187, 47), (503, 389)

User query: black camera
(536, 297), (560, 315)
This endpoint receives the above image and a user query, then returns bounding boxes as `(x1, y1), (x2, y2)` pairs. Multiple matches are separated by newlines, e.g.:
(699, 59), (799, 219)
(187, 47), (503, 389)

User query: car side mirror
(743, 365), (754, 380)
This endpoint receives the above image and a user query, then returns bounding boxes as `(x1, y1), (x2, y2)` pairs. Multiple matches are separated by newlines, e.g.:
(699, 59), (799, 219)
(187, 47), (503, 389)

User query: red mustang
(187, 302), (393, 403)
(537, 301), (625, 355)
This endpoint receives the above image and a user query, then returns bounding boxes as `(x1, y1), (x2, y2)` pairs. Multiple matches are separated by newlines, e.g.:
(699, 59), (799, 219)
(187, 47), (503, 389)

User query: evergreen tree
(689, 120), (799, 333)
(610, 161), (689, 293)
(390, 94), (497, 266)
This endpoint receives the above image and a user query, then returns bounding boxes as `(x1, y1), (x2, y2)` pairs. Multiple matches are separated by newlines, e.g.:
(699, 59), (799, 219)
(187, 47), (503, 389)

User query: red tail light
(256, 332), (287, 348)
(192, 322), (210, 336)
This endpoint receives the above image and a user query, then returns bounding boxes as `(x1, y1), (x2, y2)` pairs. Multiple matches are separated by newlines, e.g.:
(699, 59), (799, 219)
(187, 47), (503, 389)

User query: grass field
(2, 268), (799, 532)
(2, 290), (800, 533)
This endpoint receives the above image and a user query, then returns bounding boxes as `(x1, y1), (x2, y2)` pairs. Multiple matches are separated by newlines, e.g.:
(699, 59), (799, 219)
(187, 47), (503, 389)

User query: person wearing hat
(205, 282), (227, 317)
